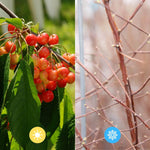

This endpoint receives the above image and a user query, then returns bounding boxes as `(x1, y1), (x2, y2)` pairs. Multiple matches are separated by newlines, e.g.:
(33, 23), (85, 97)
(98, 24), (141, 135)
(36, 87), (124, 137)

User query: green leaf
(56, 115), (75, 150)
(40, 88), (64, 137)
(8, 131), (22, 150)
(57, 87), (64, 102)
(0, 129), (10, 150)
(30, 23), (39, 34)
(47, 127), (60, 149)
(5, 18), (23, 29)
(25, 138), (47, 150)
(23, 46), (34, 57)
(0, 17), (6, 24)
(7, 60), (41, 148)
(0, 54), (10, 109)
(63, 94), (74, 124)
(24, 54), (34, 77)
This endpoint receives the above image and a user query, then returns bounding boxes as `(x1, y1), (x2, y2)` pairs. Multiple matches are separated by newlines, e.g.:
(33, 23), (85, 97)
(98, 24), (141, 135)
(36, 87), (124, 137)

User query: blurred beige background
(76, 0), (150, 149)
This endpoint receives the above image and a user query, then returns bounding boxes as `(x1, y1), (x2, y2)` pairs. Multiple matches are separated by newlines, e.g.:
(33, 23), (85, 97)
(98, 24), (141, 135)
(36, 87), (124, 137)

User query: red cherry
(34, 78), (42, 84)
(48, 69), (58, 81)
(66, 72), (75, 84)
(42, 90), (54, 103)
(38, 93), (43, 103)
(47, 57), (56, 64)
(8, 24), (17, 34)
(31, 54), (40, 67)
(43, 79), (49, 86)
(25, 34), (37, 46)
(46, 81), (57, 91)
(62, 53), (70, 60)
(37, 33), (49, 45)
(34, 67), (40, 79)
(57, 67), (69, 79)
(10, 64), (17, 70)
(54, 63), (64, 69)
(0, 47), (8, 56)
(39, 47), (50, 58)
(45, 64), (52, 72)
(6, 122), (10, 130)
(49, 34), (59, 45)
(5, 41), (16, 53)
(10, 54), (19, 65)
(36, 83), (45, 93)
(57, 78), (67, 88)
(40, 70), (48, 81)
(69, 54), (75, 65)
(39, 58), (49, 70)
(62, 53), (70, 67)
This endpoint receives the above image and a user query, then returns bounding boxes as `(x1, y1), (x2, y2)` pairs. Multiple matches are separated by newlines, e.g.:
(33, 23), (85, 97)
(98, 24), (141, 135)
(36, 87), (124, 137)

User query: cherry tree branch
(120, 0), (146, 33)
(76, 59), (150, 130)
(0, 2), (75, 70)
(102, 0), (138, 146)
(75, 127), (90, 150)
(0, 2), (18, 18)
(133, 76), (150, 95)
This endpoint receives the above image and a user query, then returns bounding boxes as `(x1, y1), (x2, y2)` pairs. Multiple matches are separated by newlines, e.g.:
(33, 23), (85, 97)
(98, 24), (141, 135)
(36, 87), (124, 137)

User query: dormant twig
(102, 0), (138, 147)
(133, 76), (150, 95)
(96, 1), (149, 36)
(75, 127), (90, 150)
(120, 0), (146, 33)
(76, 59), (150, 130)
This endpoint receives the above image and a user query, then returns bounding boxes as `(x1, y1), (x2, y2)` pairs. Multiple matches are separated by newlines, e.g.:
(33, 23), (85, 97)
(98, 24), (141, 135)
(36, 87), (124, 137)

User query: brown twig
(76, 35), (150, 103)
(75, 127), (90, 150)
(76, 59), (150, 130)
(126, 138), (150, 150)
(85, 104), (136, 150)
(102, 0), (138, 147)
(120, 0), (146, 33)
(133, 76), (150, 95)
(96, 1), (149, 36)
(50, 49), (75, 70)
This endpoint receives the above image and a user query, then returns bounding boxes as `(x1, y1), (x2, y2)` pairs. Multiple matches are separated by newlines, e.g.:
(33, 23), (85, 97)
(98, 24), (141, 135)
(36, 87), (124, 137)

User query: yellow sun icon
(29, 127), (46, 143)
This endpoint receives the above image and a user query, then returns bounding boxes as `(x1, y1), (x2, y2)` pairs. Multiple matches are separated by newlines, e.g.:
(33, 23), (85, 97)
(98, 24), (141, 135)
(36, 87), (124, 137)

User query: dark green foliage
(0, 54), (10, 110)
(25, 138), (47, 150)
(56, 115), (75, 150)
(40, 88), (64, 137)
(0, 129), (10, 150)
(0, 18), (23, 28)
(63, 94), (74, 124)
(5, 18), (23, 28)
(6, 60), (41, 148)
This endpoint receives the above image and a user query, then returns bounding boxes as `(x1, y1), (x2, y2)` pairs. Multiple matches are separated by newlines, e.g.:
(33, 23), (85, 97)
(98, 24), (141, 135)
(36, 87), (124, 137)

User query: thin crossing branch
(102, 0), (138, 147)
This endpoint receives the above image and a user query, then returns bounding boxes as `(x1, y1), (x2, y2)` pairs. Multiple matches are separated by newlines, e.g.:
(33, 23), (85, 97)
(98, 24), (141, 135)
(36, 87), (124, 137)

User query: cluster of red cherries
(0, 24), (75, 103)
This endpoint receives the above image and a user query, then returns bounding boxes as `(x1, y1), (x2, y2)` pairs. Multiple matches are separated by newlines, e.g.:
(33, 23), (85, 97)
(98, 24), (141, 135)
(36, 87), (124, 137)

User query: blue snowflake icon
(104, 127), (121, 143)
